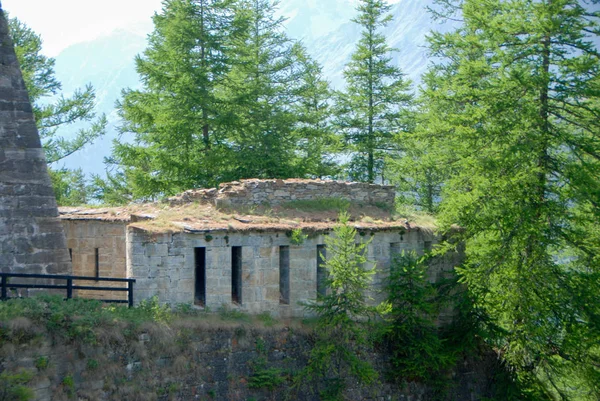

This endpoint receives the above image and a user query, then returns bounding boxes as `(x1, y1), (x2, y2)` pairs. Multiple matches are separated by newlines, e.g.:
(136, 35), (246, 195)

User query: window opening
(279, 246), (290, 304)
(232, 246), (242, 304)
(94, 248), (99, 279)
(194, 247), (206, 306)
(317, 245), (327, 298)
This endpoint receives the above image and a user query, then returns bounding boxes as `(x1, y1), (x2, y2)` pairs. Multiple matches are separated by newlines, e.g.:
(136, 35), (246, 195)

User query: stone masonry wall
(128, 227), (453, 319)
(1, 323), (503, 401)
(0, 7), (71, 276)
(63, 220), (128, 300)
(169, 179), (396, 209)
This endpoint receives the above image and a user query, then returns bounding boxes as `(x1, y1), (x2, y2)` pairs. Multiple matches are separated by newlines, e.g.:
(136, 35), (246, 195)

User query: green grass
(0, 295), (172, 345)
(282, 197), (351, 211)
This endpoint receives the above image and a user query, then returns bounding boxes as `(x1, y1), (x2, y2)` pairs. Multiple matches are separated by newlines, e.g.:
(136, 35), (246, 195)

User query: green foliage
(0, 295), (175, 345)
(335, 0), (413, 183)
(219, 0), (323, 180)
(290, 46), (342, 179)
(248, 357), (285, 390)
(86, 359), (99, 370)
(255, 337), (266, 354)
(0, 370), (34, 401)
(35, 356), (49, 371)
(217, 304), (250, 322)
(110, 0), (236, 199)
(50, 168), (89, 206)
(419, 1), (600, 398)
(136, 296), (172, 324)
(288, 228), (308, 245)
(174, 303), (196, 316)
(282, 197), (350, 212)
(389, 138), (445, 214)
(106, 0), (339, 200)
(298, 212), (378, 399)
(248, 337), (285, 391)
(61, 374), (75, 398)
(62, 374), (74, 389)
(8, 15), (106, 200)
(256, 311), (277, 327)
(90, 171), (132, 205)
(382, 251), (454, 383)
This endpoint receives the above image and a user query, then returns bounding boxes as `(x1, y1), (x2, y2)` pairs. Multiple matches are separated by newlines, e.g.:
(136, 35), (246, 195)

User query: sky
(2, 0), (163, 56)
(1, 0), (403, 57)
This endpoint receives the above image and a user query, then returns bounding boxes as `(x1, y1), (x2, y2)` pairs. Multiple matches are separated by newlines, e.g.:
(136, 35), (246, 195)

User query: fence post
(66, 278), (73, 300)
(128, 281), (134, 308)
(1, 275), (6, 300)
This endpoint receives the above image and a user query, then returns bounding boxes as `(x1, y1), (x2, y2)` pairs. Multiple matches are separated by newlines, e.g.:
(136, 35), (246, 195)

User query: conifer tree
(112, 0), (236, 199)
(421, 1), (600, 397)
(336, 0), (413, 183)
(9, 16), (106, 204)
(291, 46), (341, 178)
(219, 0), (306, 179)
(300, 212), (378, 400)
(383, 251), (452, 382)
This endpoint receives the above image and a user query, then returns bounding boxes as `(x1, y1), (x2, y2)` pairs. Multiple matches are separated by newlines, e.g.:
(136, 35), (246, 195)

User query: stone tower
(0, 5), (71, 275)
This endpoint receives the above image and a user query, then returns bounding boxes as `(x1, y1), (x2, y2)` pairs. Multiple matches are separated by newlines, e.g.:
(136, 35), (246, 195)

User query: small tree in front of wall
(299, 212), (378, 400)
(382, 251), (453, 384)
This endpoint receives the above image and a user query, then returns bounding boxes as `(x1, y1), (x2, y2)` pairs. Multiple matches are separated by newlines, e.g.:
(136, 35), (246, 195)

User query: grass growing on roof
(282, 197), (351, 212)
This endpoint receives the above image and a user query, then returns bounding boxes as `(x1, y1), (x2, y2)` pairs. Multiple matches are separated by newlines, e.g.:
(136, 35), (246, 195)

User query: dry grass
(62, 197), (438, 234)
(394, 205), (438, 232)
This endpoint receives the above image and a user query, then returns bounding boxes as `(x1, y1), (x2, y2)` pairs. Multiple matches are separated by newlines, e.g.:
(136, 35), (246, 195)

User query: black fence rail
(0, 273), (136, 307)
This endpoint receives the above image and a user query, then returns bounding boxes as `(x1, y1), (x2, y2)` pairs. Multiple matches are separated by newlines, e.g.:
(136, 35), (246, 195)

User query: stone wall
(63, 220), (128, 300)
(0, 8), (71, 276)
(169, 179), (396, 209)
(128, 226), (452, 318)
(0, 321), (504, 401)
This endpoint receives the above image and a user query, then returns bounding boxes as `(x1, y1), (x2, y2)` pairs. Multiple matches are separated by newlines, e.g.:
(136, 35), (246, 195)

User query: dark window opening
(94, 248), (99, 279)
(232, 246), (242, 305)
(279, 246), (290, 305)
(195, 247), (206, 306)
(317, 245), (327, 298)
(69, 248), (72, 261)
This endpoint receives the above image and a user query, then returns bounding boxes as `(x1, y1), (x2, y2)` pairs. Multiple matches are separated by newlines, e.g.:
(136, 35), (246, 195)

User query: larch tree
(9, 16), (106, 205)
(300, 212), (378, 400)
(420, 0), (600, 397)
(219, 0), (306, 180)
(291, 45), (342, 179)
(336, 0), (413, 184)
(111, 0), (236, 200)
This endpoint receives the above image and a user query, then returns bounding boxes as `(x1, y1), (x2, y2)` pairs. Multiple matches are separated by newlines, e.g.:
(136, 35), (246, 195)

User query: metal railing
(0, 273), (136, 307)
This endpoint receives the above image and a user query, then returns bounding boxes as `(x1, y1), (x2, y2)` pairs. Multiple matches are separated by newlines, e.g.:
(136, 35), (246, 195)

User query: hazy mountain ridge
(52, 0), (445, 176)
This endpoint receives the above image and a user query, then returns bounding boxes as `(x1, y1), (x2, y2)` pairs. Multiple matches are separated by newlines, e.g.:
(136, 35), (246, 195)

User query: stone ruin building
(59, 179), (459, 318)
(0, 4), (458, 316)
(0, 6), (71, 277)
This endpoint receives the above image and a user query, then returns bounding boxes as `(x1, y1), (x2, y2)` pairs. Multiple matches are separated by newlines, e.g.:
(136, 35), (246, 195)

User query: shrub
(248, 358), (285, 391)
(382, 251), (454, 383)
(288, 228), (308, 245)
(35, 356), (49, 371)
(0, 370), (34, 401)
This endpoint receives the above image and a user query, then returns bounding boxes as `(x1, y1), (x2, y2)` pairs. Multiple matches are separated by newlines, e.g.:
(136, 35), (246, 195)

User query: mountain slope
(52, 27), (148, 175)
